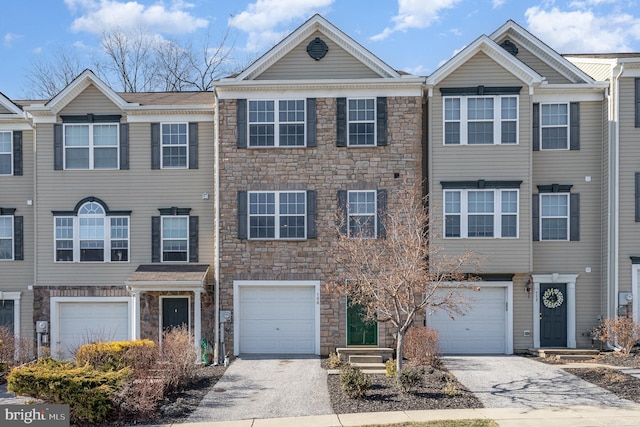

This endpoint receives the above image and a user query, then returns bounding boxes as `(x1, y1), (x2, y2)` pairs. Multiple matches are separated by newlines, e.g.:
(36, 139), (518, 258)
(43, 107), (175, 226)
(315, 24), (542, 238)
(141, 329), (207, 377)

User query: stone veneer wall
(218, 96), (423, 355)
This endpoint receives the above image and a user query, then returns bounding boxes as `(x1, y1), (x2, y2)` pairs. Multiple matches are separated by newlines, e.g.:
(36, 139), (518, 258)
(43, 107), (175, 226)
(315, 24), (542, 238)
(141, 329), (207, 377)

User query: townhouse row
(1, 14), (639, 360)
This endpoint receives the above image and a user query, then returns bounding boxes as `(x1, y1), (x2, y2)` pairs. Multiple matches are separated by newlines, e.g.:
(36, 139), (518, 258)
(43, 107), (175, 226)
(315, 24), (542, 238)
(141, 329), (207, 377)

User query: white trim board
(532, 273), (579, 348)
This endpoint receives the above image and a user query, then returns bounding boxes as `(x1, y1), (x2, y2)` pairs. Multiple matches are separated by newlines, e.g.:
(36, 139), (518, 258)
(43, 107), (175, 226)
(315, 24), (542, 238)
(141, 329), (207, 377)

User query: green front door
(347, 299), (377, 346)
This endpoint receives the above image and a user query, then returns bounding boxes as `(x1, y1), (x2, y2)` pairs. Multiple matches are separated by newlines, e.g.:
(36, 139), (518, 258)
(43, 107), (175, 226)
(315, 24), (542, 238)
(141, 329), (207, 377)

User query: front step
(530, 348), (599, 360)
(349, 355), (383, 364)
(336, 347), (394, 363)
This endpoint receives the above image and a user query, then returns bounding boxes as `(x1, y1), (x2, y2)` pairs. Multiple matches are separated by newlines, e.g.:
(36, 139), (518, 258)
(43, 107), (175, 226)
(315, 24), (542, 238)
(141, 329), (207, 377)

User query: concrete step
(531, 348), (600, 359)
(349, 355), (383, 364)
(556, 354), (595, 361)
(350, 362), (386, 369)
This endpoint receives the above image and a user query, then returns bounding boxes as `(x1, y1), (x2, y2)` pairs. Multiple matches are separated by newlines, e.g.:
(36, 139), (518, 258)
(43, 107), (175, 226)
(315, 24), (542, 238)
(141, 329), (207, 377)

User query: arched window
(79, 202), (105, 261)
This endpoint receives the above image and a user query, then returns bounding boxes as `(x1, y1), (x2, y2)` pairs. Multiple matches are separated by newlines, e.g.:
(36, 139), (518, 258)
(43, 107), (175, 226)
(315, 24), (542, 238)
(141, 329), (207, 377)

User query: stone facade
(218, 96), (423, 354)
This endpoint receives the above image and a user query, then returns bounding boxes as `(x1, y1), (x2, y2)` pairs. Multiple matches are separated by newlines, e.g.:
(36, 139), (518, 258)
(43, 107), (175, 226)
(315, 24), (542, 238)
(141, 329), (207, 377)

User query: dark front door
(347, 299), (377, 346)
(0, 300), (14, 332)
(162, 297), (189, 331)
(540, 283), (567, 347)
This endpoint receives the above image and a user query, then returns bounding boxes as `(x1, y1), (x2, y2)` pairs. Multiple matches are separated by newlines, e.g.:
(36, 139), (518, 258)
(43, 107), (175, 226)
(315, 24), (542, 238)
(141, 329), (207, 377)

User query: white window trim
(347, 190), (378, 238)
(161, 215), (189, 262)
(347, 97), (377, 147)
(443, 189), (519, 239)
(63, 123), (120, 170)
(248, 99), (306, 148)
(160, 122), (189, 169)
(540, 103), (569, 151)
(248, 191), (307, 240)
(54, 207), (130, 263)
(0, 131), (13, 176)
(443, 95), (519, 145)
(0, 215), (14, 261)
(540, 193), (570, 241)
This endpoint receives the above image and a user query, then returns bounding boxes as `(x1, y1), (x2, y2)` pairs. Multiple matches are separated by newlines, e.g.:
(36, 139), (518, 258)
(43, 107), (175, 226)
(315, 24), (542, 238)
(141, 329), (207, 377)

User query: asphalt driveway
(187, 355), (333, 423)
(444, 355), (635, 408)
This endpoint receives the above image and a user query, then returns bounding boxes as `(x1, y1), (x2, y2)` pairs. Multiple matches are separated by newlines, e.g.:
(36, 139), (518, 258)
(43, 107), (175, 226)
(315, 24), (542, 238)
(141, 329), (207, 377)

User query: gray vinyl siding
(59, 84), (124, 115)
(616, 77), (640, 293)
(494, 36), (572, 84)
(0, 105), (13, 114)
(33, 119), (215, 286)
(257, 31), (381, 80)
(430, 52), (532, 273)
(1, 129), (35, 340)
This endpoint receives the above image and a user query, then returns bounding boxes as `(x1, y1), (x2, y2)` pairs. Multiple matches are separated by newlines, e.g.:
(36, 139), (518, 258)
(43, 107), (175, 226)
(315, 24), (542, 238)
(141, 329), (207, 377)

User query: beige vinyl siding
(59, 85), (123, 115)
(512, 273), (533, 351)
(494, 36), (572, 84)
(568, 60), (612, 81)
(430, 52), (532, 273)
(34, 120), (215, 285)
(616, 77), (640, 293)
(1, 129), (35, 340)
(257, 31), (381, 80)
(0, 105), (13, 114)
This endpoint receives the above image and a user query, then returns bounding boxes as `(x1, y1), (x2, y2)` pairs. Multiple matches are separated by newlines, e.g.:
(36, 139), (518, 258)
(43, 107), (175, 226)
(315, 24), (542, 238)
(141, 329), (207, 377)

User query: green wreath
(542, 288), (564, 309)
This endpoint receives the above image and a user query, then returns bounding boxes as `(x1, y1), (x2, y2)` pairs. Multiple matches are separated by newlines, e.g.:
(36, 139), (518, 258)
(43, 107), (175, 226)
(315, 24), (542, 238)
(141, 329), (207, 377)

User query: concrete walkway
(443, 356), (635, 408)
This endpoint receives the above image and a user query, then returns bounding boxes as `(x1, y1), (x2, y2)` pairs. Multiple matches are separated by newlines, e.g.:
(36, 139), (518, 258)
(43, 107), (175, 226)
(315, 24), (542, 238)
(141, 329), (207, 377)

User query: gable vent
(307, 37), (329, 60)
(500, 39), (519, 56)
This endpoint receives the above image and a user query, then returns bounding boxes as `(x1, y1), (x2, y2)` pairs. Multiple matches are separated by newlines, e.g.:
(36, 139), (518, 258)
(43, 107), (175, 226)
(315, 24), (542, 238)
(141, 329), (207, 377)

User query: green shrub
(7, 357), (128, 424)
(385, 357), (397, 378)
(339, 364), (370, 398)
(395, 367), (423, 393)
(75, 339), (157, 371)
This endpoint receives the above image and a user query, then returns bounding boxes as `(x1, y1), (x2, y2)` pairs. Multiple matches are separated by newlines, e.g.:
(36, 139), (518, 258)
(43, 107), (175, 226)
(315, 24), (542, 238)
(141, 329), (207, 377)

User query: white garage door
(238, 286), (316, 354)
(427, 287), (507, 354)
(56, 301), (130, 359)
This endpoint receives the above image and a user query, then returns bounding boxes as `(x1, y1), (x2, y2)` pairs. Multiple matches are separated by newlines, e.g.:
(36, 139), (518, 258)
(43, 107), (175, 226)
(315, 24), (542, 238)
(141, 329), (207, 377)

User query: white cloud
(492, 0), (506, 8)
(371, 0), (462, 41)
(525, 6), (640, 52)
(3, 32), (22, 47)
(33, 47), (43, 54)
(229, 0), (334, 52)
(66, 0), (207, 35)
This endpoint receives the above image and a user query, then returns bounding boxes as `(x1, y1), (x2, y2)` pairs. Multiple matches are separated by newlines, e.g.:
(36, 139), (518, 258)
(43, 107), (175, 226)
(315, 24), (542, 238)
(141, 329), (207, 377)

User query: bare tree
(327, 183), (481, 371)
(25, 45), (85, 99)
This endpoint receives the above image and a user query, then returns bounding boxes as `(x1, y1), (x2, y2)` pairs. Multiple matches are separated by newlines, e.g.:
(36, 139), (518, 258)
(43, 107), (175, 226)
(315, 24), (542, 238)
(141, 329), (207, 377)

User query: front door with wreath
(540, 283), (567, 347)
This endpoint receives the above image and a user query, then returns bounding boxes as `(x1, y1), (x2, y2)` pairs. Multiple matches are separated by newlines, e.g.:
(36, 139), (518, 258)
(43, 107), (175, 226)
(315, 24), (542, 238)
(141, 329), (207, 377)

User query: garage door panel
(238, 286), (316, 354)
(428, 287), (507, 354)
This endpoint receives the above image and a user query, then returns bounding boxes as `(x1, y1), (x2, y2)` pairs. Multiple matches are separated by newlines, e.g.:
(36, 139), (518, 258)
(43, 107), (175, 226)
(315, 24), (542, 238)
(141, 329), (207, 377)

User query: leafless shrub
(0, 326), (35, 368)
(593, 314), (640, 356)
(403, 326), (441, 367)
(160, 326), (199, 392)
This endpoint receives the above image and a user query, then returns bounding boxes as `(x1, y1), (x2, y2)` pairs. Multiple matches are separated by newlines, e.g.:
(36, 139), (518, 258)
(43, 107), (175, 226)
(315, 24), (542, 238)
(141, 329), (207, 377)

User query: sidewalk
(145, 405), (640, 426)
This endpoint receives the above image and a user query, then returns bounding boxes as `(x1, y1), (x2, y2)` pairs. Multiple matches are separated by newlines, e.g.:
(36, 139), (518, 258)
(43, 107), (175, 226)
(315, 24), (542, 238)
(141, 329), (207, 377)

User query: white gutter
(213, 88), (221, 365)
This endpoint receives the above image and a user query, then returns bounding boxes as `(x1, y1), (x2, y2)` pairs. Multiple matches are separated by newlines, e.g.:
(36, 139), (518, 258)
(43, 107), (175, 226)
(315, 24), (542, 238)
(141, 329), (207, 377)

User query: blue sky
(2, 0), (640, 99)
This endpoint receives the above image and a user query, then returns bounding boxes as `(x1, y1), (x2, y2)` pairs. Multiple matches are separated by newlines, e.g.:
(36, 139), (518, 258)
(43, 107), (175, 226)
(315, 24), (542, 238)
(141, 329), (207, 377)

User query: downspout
(613, 63), (624, 322)
(30, 115), (37, 288)
(213, 88), (221, 365)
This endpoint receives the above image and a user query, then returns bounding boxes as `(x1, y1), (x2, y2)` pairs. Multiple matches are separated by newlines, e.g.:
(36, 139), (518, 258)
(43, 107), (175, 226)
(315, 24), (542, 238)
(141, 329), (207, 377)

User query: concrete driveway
(444, 355), (635, 408)
(188, 355), (333, 423)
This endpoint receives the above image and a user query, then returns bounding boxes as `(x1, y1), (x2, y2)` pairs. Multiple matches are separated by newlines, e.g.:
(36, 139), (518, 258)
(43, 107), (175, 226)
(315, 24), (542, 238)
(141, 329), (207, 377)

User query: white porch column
(194, 290), (202, 361)
(130, 290), (140, 340)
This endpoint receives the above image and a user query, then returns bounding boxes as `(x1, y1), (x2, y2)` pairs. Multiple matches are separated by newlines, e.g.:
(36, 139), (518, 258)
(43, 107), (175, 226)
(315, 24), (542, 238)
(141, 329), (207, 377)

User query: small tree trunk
(396, 331), (404, 371)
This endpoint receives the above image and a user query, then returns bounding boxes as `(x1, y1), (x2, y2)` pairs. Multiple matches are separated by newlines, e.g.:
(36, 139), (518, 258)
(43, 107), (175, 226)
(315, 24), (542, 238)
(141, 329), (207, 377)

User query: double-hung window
(443, 95), (518, 145)
(444, 189), (519, 238)
(348, 98), (376, 146)
(0, 131), (12, 175)
(248, 191), (306, 239)
(161, 123), (188, 168)
(64, 123), (119, 169)
(249, 100), (305, 147)
(540, 104), (568, 150)
(55, 200), (129, 262)
(347, 190), (377, 237)
(0, 215), (13, 260)
(540, 194), (569, 240)
(162, 216), (188, 261)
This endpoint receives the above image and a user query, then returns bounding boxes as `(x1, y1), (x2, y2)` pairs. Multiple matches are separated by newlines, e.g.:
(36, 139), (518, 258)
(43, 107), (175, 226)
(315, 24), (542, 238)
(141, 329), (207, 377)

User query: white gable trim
(0, 93), (24, 115)
(234, 14), (401, 82)
(426, 35), (543, 89)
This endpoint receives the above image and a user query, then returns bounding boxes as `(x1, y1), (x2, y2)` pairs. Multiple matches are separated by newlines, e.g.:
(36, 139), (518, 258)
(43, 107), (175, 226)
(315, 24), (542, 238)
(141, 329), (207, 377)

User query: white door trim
(532, 274), (578, 348)
(0, 291), (21, 338)
(632, 264), (639, 321)
(233, 280), (320, 356)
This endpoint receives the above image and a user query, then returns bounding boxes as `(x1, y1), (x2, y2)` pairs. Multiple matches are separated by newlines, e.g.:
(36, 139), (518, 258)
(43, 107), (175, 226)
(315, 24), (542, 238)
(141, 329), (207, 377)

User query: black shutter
(14, 216), (23, 261)
(237, 191), (248, 239)
(636, 173), (640, 222)
(189, 122), (198, 169)
(336, 98), (347, 147)
(337, 190), (347, 235)
(307, 98), (316, 147)
(635, 78), (640, 128)
(151, 123), (160, 170)
(377, 97), (387, 146)
(377, 189), (387, 238)
(570, 193), (580, 241)
(54, 124), (63, 170)
(119, 123), (129, 170)
(189, 216), (199, 262)
(12, 131), (22, 176)
(532, 194), (539, 241)
(570, 102), (580, 150)
(151, 216), (161, 262)
(532, 103), (540, 151)
(307, 190), (317, 239)
(237, 99), (247, 148)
